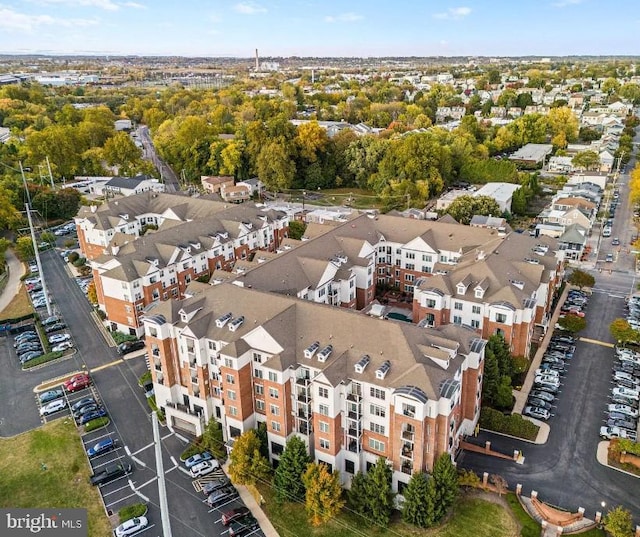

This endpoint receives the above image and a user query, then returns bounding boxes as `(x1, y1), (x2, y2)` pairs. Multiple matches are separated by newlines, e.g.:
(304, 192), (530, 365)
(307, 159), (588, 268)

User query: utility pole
(45, 156), (54, 188)
(152, 412), (173, 537)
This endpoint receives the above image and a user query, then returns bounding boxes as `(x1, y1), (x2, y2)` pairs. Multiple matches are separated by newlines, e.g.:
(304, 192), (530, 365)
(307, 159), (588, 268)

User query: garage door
(171, 416), (198, 435)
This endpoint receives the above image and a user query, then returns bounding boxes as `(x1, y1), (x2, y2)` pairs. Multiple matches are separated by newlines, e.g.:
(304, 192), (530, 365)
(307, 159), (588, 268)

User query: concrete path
(0, 249), (25, 314)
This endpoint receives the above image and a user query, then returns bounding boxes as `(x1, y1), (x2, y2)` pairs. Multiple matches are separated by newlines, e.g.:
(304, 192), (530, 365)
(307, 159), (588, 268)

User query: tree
(547, 107), (579, 146)
(571, 150), (600, 171)
(431, 453), (459, 522)
(490, 474), (508, 496)
(102, 131), (142, 175)
(603, 506), (634, 537)
(40, 231), (56, 245)
(87, 281), (98, 305)
(365, 457), (395, 527)
(273, 435), (311, 503)
(401, 472), (436, 528)
(0, 186), (22, 230)
(567, 269), (595, 290)
(302, 462), (345, 526)
(557, 314), (586, 334)
(256, 141), (296, 191)
(445, 195), (502, 225)
(228, 429), (271, 486)
(201, 418), (226, 460)
(288, 220), (306, 240)
(255, 421), (269, 460)
(347, 471), (369, 517)
(609, 318), (639, 345)
(14, 236), (34, 261)
(457, 468), (481, 489)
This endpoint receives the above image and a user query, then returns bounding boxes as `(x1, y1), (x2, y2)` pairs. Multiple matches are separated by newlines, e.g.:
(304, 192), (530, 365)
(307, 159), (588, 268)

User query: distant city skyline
(0, 0), (638, 58)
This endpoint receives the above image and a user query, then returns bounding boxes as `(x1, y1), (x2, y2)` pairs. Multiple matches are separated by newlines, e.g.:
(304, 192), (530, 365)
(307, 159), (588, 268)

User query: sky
(0, 0), (638, 58)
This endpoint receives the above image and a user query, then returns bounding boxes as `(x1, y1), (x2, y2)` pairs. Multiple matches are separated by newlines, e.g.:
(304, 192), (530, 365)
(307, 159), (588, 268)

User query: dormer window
(475, 288), (484, 299)
(456, 284), (466, 295)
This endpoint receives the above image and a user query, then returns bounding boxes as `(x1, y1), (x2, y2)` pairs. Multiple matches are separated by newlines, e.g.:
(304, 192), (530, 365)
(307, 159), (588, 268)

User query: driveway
(459, 290), (640, 519)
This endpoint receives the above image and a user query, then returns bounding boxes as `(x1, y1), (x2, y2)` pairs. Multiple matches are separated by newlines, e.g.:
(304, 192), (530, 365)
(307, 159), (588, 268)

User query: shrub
(139, 371), (152, 386)
(84, 417), (110, 432)
(67, 252), (80, 264)
(118, 503), (147, 523)
(479, 408), (539, 441)
(181, 443), (203, 461)
(111, 331), (137, 344)
(72, 257), (86, 267)
(63, 239), (77, 248)
(21, 351), (64, 369)
(78, 265), (92, 276)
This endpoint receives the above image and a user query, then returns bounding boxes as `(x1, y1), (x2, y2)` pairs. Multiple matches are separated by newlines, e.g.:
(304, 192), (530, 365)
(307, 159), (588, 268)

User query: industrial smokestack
(255, 48), (259, 71)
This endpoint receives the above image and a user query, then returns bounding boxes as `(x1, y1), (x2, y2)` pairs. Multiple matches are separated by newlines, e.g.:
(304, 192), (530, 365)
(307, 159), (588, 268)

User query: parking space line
(579, 337), (615, 348)
(161, 432), (174, 440)
(178, 466), (191, 477)
(137, 476), (158, 489)
(170, 456), (178, 467)
(128, 479), (150, 503)
(89, 359), (123, 373)
(124, 445), (131, 456)
(131, 442), (154, 455)
(105, 492), (138, 508)
(207, 498), (237, 513)
(131, 455), (146, 468)
(101, 482), (131, 496)
(82, 431), (113, 445)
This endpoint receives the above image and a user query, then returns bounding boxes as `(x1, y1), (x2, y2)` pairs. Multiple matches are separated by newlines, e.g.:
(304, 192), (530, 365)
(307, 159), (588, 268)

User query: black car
(228, 515), (259, 537)
(117, 340), (145, 355)
(533, 383), (559, 395)
(527, 397), (552, 411)
(90, 461), (132, 486)
(206, 487), (239, 507)
(202, 477), (230, 495)
(73, 403), (101, 419)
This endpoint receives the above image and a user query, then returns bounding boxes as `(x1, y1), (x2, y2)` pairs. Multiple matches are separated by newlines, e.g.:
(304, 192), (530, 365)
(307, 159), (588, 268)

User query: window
(402, 403), (416, 418)
(318, 386), (329, 398)
(225, 373), (235, 384)
(405, 273), (414, 282)
(422, 254), (432, 262)
(318, 404), (329, 416)
(454, 302), (463, 310)
(254, 368), (263, 379)
(227, 390), (236, 400)
(253, 352), (262, 363)
(370, 404), (386, 418)
(319, 438), (330, 450)
(472, 305), (481, 314)
(228, 406), (238, 416)
(255, 384), (264, 395)
(255, 400), (265, 411)
(440, 255), (447, 263)
(453, 315), (462, 325)
(496, 313), (507, 323)
(406, 263), (415, 270)
(406, 252), (415, 259)
(425, 299), (436, 308)
(404, 284), (413, 293)
(268, 371), (278, 382)
(319, 421), (330, 433)
(370, 387), (385, 400)
(345, 459), (355, 474)
(224, 358), (233, 368)
(269, 387), (279, 399)
(269, 404), (280, 416)
(369, 422), (385, 435)
(471, 319), (480, 329)
(422, 265), (432, 273)
(271, 421), (281, 432)
(368, 438), (385, 452)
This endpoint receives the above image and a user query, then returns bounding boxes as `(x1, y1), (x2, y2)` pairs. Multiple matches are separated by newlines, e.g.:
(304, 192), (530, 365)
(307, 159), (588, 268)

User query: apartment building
(76, 193), (289, 335)
(142, 282), (486, 492)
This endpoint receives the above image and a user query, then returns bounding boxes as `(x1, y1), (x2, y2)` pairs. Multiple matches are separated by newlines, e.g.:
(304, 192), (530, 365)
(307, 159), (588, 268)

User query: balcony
(401, 461), (413, 475)
(296, 375), (310, 385)
(348, 440), (359, 453)
(297, 420), (310, 435)
(297, 392), (310, 402)
(297, 409), (309, 419)
(347, 427), (362, 438)
(401, 442), (413, 459)
(152, 348), (160, 357)
(189, 359), (197, 369)
(153, 358), (162, 371)
(346, 392), (362, 402)
(166, 401), (202, 418)
(402, 429), (415, 441)
(347, 410), (361, 420)
(191, 373), (198, 383)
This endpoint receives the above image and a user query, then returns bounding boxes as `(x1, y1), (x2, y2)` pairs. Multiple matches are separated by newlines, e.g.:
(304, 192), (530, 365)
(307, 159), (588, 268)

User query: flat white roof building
(473, 182), (521, 213)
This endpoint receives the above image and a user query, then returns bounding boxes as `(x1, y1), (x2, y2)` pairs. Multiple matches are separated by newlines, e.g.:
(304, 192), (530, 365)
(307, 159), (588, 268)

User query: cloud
(433, 6), (471, 20)
(551, 0), (583, 6)
(121, 1), (146, 8)
(0, 7), (97, 31)
(233, 2), (266, 14)
(324, 12), (363, 23)
(29, 0), (120, 10)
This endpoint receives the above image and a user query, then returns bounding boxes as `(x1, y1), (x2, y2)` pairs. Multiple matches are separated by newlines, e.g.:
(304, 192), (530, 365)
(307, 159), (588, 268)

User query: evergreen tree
(431, 453), (459, 522)
(347, 471), (369, 518)
(401, 472), (436, 528)
(302, 462), (345, 526)
(365, 457), (395, 527)
(255, 421), (269, 460)
(273, 435), (311, 503)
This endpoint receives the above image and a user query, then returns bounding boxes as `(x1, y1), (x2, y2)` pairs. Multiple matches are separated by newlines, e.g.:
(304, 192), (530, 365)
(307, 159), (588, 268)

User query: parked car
(529, 390), (555, 403)
(79, 408), (107, 425)
(45, 322), (67, 333)
(221, 506), (251, 526)
(206, 487), (238, 507)
(184, 451), (213, 469)
(73, 403), (101, 419)
(600, 426), (637, 441)
(17, 344), (42, 355)
(117, 340), (145, 355)
(533, 382), (559, 395)
(48, 333), (71, 344)
(71, 397), (96, 412)
(52, 341), (74, 353)
(39, 389), (64, 404)
(64, 373), (91, 392)
(115, 516), (148, 537)
(228, 515), (259, 537)
(41, 315), (60, 326)
(90, 461), (132, 486)
(527, 397), (552, 411)
(607, 417), (638, 430)
(523, 406), (551, 421)
(20, 351), (43, 363)
(40, 399), (67, 416)
(607, 404), (639, 418)
(13, 334), (38, 346)
(190, 460), (219, 478)
(535, 368), (560, 378)
(87, 438), (117, 458)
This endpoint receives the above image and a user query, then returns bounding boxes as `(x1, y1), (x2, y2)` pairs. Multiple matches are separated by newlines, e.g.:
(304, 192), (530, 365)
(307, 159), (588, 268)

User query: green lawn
(0, 419), (112, 537)
(258, 483), (520, 537)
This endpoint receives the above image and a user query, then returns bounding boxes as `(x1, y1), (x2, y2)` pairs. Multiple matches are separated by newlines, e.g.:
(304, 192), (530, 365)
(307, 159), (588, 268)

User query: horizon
(0, 0), (638, 58)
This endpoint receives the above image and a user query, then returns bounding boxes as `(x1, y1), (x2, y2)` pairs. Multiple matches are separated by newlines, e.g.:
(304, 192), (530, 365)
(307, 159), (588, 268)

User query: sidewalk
(222, 461), (279, 537)
(0, 249), (25, 313)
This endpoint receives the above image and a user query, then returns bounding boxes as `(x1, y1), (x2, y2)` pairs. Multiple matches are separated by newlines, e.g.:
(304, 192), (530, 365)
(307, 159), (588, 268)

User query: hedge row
(480, 408), (539, 441)
(618, 438), (640, 456)
(118, 503), (147, 523)
(22, 351), (64, 369)
(85, 417), (110, 432)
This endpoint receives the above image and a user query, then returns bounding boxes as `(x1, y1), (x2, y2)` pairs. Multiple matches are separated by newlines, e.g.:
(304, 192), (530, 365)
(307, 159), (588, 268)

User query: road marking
(131, 455), (146, 468)
(131, 442), (154, 456)
(161, 432), (174, 440)
(124, 445), (131, 456)
(170, 456), (178, 467)
(174, 432), (189, 443)
(178, 466), (192, 477)
(101, 483), (131, 497)
(105, 492), (137, 508)
(89, 359), (123, 373)
(137, 476), (158, 489)
(128, 479), (150, 503)
(579, 337), (615, 348)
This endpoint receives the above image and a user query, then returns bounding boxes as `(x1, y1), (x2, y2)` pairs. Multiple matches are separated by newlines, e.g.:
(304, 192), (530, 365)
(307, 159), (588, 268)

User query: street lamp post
(302, 190), (306, 212)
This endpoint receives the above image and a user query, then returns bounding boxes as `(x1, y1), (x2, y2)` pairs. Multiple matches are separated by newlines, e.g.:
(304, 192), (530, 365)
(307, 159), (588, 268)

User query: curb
(595, 440), (640, 479)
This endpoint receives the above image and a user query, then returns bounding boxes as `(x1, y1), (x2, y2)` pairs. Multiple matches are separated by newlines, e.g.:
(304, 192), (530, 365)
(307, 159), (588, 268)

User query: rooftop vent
(354, 355), (370, 374)
(228, 316), (245, 332)
(215, 312), (233, 328)
(304, 341), (320, 359)
(524, 257), (540, 265)
(510, 280), (525, 290)
(376, 360), (391, 380)
(317, 344), (333, 363)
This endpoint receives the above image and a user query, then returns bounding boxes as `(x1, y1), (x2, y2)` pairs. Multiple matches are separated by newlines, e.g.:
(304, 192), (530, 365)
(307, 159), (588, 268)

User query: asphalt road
(137, 126), (180, 193)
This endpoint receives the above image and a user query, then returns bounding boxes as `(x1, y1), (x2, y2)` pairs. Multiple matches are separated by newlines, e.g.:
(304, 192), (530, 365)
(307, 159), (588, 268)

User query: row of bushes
(85, 416), (110, 432)
(111, 331), (138, 345)
(146, 395), (165, 422)
(22, 351), (64, 369)
(479, 408), (539, 441)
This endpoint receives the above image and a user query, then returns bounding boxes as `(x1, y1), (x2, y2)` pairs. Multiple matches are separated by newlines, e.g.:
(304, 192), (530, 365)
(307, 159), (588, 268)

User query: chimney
(255, 48), (259, 71)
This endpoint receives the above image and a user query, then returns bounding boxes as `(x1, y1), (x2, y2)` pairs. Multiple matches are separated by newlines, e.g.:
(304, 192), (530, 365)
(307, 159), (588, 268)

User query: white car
(115, 516), (148, 537)
(534, 375), (560, 387)
(607, 404), (639, 418)
(600, 426), (637, 441)
(613, 387), (640, 401)
(523, 406), (550, 421)
(535, 368), (559, 377)
(52, 341), (74, 353)
(190, 460), (218, 478)
(49, 333), (71, 344)
(40, 399), (67, 416)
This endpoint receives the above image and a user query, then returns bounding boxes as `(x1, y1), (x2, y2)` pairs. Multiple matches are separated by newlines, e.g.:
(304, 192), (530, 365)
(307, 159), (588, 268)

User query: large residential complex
(142, 282), (486, 492)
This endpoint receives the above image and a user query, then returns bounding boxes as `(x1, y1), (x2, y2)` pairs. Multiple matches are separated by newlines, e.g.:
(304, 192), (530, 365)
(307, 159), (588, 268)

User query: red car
(221, 506), (250, 526)
(64, 373), (91, 392)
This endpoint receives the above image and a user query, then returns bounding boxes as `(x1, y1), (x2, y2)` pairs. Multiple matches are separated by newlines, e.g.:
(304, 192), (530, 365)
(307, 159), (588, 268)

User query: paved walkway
(0, 249), (24, 314)
(222, 461), (279, 537)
